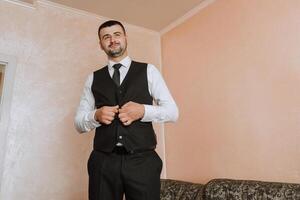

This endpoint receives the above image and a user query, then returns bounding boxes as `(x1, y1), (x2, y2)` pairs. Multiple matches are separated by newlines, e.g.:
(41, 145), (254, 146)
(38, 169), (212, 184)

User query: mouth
(109, 43), (120, 48)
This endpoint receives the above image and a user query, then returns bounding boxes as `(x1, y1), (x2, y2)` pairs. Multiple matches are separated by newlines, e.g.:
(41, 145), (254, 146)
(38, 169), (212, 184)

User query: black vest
(91, 61), (157, 152)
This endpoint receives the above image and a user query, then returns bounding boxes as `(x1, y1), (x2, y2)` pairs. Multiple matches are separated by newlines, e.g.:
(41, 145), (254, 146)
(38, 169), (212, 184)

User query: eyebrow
(113, 31), (122, 34)
(101, 31), (123, 39)
(101, 34), (110, 39)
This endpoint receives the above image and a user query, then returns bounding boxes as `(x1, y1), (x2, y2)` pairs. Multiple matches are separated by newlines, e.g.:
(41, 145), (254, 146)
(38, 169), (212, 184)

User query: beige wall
(162, 0), (300, 183)
(0, 1), (162, 199)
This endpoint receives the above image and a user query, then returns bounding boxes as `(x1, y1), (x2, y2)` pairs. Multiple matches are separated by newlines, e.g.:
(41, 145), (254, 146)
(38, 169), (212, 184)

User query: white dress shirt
(74, 56), (179, 133)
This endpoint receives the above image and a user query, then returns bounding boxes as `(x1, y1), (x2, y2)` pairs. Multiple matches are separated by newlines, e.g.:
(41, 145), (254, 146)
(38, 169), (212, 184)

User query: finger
(104, 111), (115, 118)
(119, 113), (131, 122)
(113, 105), (119, 113)
(118, 108), (127, 114)
(102, 119), (112, 125)
(123, 120), (131, 126)
(104, 115), (114, 121)
(100, 115), (112, 123)
(111, 110), (119, 116)
(120, 118), (126, 123)
(118, 113), (126, 118)
(106, 105), (119, 113)
(119, 115), (128, 123)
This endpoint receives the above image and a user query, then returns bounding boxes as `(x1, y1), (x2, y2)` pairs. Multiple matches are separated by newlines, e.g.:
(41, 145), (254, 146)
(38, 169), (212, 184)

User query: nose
(110, 36), (117, 43)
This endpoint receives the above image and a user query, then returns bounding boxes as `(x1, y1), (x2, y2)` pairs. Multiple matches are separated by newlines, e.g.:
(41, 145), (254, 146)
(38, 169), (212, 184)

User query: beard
(106, 42), (127, 58)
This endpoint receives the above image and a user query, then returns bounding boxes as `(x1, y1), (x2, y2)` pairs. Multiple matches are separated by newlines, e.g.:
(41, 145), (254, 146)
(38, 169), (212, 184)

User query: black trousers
(88, 148), (163, 200)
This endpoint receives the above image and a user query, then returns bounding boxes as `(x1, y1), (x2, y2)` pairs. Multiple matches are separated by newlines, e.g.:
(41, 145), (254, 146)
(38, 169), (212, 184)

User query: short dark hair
(98, 20), (126, 39)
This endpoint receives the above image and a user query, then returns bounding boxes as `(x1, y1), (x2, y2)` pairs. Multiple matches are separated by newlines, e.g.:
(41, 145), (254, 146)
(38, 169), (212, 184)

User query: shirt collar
(108, 56), (131, 70)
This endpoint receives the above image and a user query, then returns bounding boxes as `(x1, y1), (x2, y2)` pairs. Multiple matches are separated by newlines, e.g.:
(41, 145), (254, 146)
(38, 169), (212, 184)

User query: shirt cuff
(88, 109), (101, 127)
(141, 104), (158, 122)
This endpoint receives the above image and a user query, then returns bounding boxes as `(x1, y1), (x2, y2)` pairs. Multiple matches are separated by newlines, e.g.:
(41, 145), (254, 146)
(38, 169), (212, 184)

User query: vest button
(119, 136), (123, 139)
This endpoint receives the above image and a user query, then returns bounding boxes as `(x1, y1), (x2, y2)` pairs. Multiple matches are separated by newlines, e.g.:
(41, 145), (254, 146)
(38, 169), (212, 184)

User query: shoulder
(94, 65), (108, 74)
(131, 60), (147, 68)
(131, 61), (160, 72)
(146, 63), (161, 76)
(83, 73), (94, 88)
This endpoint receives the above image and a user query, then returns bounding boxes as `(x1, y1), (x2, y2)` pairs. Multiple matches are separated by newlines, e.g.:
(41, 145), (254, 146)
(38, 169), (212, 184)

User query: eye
(102, 35), (111, 40)
(114, 32), (122, 37)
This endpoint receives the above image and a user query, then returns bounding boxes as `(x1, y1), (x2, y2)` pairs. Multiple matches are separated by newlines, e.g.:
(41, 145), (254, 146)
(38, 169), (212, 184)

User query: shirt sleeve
(141, 64), (179, 123)
(74, 73), (101, 133)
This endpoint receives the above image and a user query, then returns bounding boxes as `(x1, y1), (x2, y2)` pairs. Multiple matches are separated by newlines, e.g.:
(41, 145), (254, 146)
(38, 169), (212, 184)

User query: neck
(109, 52), (128, 63)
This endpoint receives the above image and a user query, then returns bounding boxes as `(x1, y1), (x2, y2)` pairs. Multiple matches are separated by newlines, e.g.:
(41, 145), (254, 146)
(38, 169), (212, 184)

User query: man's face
(99, 24), (127, 58)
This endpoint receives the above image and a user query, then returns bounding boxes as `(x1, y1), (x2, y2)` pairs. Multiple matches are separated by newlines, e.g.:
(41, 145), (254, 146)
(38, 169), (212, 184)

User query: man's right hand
(94, 105), (119, 125)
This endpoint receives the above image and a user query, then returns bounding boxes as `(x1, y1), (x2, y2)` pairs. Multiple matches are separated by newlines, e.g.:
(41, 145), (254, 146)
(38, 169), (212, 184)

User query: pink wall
(162, 0), (300, 183)
(0, 1), (162, 199)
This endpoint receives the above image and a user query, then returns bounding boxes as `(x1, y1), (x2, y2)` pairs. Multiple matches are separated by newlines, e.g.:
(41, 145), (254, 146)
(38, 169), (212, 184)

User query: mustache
(109, 42), (120, 47)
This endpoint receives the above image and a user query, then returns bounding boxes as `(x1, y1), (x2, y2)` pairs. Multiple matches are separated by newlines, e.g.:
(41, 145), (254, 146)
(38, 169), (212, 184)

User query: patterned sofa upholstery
(160, 179), (204, 200)
(204, 179), (300, 200)
(160, 178), (300, 200)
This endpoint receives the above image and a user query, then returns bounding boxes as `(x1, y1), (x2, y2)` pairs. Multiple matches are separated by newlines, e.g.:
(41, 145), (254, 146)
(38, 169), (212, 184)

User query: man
(74, 20), (178, 200)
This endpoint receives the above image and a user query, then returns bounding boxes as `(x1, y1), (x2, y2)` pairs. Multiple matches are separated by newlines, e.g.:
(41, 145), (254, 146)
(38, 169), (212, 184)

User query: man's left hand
(118, 101), (145, 126)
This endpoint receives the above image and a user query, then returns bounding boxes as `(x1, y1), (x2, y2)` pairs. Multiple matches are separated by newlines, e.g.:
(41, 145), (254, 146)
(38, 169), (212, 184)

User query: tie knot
(113, 63), (122, 70)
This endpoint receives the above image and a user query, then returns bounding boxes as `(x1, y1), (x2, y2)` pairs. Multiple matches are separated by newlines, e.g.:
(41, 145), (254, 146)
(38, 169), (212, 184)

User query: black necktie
(112, 63), (122, 86)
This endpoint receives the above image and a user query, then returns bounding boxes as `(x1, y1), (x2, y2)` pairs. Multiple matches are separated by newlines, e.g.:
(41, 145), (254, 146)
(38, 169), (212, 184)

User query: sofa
(160, 178), (300, 200)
